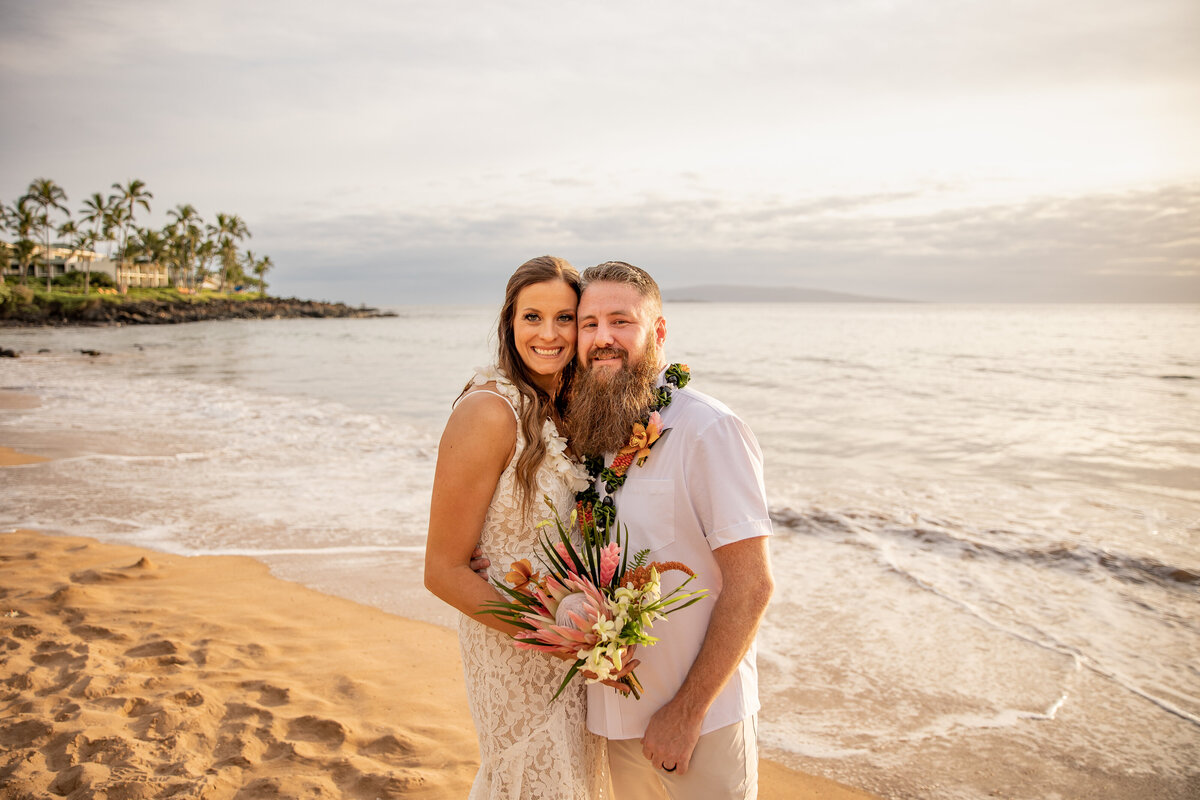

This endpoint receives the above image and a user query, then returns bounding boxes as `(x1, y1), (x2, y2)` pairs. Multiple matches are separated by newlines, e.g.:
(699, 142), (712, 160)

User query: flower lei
(575, 363), (690, 538)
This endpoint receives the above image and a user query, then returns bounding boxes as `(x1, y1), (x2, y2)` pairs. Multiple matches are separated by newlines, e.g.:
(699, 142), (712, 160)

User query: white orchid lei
(469, 365), (589, 494)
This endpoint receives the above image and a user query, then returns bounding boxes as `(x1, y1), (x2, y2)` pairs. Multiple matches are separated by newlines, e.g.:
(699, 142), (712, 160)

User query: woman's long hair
(476, 255), (580, 517)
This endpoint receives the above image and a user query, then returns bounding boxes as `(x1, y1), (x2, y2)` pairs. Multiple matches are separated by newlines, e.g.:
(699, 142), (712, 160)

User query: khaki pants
(606, 717), (758, 800)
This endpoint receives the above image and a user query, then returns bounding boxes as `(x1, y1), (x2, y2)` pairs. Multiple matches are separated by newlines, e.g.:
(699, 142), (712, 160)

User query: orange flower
(505, 559), (541, 594)
(621, 560), (696, 590)
(620, 411), (665, 467)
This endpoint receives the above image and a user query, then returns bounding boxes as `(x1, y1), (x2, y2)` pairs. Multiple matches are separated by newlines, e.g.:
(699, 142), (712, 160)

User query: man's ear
(654, 316), (667, 348)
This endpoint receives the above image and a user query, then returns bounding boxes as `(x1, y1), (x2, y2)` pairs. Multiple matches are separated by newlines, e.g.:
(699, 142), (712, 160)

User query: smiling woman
(422, 256), (613, 799)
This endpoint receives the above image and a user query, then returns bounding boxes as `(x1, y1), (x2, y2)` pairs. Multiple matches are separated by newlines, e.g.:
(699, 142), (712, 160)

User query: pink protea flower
(514, 620), (597, 653)
(514, 574), (610, 656)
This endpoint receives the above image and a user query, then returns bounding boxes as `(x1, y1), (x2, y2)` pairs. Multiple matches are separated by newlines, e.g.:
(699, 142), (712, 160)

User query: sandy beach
(1, 443), (878, 798)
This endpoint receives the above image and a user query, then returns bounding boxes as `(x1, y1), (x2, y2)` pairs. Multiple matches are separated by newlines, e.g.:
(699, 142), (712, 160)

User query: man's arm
(639, 535), (774, 774)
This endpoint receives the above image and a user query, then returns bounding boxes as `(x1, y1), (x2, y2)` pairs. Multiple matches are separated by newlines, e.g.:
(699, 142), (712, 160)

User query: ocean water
(2, 303), (1198, 799)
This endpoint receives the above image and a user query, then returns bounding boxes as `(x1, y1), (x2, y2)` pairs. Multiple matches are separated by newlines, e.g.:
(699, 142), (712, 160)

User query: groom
(570, 261), (774, 800)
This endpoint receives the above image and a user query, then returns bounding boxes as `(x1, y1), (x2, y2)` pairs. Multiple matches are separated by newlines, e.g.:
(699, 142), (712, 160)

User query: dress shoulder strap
(458, 366), (522, 421)
(461, 387), (519, 421)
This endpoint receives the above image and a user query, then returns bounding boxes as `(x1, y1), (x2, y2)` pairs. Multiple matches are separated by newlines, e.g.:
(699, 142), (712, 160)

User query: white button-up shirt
(586, 374), (772, 740)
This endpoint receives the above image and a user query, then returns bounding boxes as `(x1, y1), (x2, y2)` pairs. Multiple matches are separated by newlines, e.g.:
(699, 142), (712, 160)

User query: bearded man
(570, 261), (774, 800)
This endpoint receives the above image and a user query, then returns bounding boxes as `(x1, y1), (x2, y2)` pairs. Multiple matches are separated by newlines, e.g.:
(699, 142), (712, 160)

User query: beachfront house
(93, 257), (171, 288)
(2, 240), (102, 281)
(1, 241), (171, 288)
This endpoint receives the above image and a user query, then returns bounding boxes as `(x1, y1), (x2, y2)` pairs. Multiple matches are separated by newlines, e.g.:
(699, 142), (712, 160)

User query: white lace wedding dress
(457, 368), (608, 800)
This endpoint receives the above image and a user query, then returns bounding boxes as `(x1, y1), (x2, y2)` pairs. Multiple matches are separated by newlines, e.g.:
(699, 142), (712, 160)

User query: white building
(2, 242), (169, 288)
(2, 241), (101, 280)
(91, 257), (171, 288)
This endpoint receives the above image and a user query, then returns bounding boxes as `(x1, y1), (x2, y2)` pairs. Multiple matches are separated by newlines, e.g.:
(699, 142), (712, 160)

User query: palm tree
(166, 204), (202, 290)
(6, 196), (41, 286)
(251, 252), (273, 296)
(57, 219), (95, 289)
(209, 212), (250, 293)
(26, 178), (69, 291)
(241, 249), (256, 294)
(13, 239), (38, 286)
(195, 239), (216, 290)
(0, 201), (12, 283)
(130, 226), (169, 287)
(109, 179), (152, 291)
(79, 192), (115, 294)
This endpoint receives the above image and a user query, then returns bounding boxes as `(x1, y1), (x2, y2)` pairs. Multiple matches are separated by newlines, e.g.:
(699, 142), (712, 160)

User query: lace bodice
(455, 367), (604, 800)
(462, 366), (588, 577)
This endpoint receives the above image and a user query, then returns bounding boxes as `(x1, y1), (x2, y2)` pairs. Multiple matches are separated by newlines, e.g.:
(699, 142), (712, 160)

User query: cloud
(254, 182), (1200, 303)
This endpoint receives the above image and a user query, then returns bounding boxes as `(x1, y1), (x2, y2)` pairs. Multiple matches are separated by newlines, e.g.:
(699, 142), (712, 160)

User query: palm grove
(0, 178), (274, 295)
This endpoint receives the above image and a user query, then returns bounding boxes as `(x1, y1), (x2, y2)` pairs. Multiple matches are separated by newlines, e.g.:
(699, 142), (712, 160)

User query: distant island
(661, 284), (909, 303)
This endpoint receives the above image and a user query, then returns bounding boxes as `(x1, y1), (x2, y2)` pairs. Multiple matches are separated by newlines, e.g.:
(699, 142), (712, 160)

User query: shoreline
(0, 294), (396, 328)
(0, 527), (878, 800)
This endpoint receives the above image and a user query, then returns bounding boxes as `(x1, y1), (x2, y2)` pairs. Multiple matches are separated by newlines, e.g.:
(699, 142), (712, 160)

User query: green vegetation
(0, 281), (388, 327)
(1, 283), (267, 312)
(0, 281), (341, 327)
(0, 177), (275, 296)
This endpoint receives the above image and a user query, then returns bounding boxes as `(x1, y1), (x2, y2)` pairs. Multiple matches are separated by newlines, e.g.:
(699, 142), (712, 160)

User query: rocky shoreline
(0, 296), (396, 327)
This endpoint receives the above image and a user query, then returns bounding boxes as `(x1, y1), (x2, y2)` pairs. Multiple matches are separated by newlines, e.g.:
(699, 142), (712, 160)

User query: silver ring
(662, 764), (677, 772)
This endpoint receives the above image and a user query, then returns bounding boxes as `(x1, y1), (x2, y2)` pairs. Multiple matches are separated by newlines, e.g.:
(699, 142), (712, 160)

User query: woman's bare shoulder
(449, 385), (518, 432)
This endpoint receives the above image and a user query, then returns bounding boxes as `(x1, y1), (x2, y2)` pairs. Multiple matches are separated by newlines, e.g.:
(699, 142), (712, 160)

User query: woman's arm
(423, 390), (525, 636)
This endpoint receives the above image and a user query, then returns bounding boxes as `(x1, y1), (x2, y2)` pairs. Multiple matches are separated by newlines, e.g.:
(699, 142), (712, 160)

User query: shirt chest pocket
(615, 479), (676, 552)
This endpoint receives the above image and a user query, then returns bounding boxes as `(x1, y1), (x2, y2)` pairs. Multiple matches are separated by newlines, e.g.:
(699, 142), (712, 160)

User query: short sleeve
(683, 413), (772, 549)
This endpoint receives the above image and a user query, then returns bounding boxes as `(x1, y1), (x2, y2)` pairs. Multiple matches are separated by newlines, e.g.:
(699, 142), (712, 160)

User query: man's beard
(568, 336), (661, 455)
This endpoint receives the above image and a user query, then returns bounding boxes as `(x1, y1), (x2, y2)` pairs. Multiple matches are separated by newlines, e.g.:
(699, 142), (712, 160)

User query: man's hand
(469, 546), (490, 578)
(640, 698), (704, 775)
(639, 535), (773, 776)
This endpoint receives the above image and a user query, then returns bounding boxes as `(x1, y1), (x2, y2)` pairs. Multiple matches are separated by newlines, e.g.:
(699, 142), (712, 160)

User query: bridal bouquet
(480, 499), (707, 701)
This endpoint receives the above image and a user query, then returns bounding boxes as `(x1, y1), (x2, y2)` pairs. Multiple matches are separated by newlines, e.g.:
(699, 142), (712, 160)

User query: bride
(424, 256), (607, 799)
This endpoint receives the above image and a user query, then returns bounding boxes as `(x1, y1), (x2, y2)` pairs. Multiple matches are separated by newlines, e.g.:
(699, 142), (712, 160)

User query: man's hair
(580, 261), (662, 315)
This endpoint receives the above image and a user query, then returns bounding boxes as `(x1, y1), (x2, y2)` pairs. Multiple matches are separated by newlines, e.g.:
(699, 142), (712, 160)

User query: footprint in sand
(286, 715), (347, 747)
(69, 568), (131, 585)
(124, 639), (178, 659)
(30, 642), (89, 693)
(240, 680), (290, 706)
(0, 718), (53, 750)
(8, 623), (41, 640)
(48, 762), (112, 797)
(70, 623), (130, 642)
(222, 702), (275, 727)
(214, 731), (271, 769)
(358, 732), (420, 765)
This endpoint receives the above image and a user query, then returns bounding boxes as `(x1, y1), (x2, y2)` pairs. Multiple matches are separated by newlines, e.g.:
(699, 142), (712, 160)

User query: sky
(2, 0), (1198, 303)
